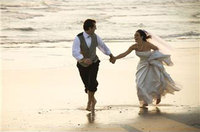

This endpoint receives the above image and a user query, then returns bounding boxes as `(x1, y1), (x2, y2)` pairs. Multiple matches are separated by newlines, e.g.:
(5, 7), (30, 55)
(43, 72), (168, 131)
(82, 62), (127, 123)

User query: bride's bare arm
(115, 44), (136, 60)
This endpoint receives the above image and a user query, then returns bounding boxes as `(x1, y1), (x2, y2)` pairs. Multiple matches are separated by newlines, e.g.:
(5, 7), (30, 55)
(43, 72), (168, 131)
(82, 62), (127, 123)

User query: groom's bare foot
(86, 107), (91, 111)
(86, 102), (91, 111)
(91, 99), (97, 112)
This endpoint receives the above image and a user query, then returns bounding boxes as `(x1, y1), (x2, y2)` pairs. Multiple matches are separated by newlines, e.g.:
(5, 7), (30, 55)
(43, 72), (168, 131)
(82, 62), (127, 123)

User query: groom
(72, 19), (114, 112)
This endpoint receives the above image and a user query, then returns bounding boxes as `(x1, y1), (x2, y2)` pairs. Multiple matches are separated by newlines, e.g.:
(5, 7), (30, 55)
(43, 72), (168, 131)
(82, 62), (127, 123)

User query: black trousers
(77, 60), (100, 93)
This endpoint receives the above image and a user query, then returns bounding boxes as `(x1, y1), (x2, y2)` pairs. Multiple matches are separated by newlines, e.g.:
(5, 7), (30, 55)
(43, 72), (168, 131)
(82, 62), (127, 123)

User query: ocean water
(0, 0), (200, 70)
(1, 0), (200, 48)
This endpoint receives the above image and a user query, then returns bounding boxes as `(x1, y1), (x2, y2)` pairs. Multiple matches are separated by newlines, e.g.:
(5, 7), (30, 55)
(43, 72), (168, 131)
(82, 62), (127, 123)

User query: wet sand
(0, 42), (199, 131)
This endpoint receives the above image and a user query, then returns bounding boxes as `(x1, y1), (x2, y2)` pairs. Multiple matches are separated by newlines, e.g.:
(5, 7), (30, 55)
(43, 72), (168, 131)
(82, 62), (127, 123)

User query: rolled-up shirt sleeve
(72, 36), (84, 61)
(96, 35), (112, 55)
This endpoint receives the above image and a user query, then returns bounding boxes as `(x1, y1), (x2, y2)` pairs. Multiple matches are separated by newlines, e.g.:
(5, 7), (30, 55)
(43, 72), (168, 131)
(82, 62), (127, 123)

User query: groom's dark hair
(83, 19), (96, 31)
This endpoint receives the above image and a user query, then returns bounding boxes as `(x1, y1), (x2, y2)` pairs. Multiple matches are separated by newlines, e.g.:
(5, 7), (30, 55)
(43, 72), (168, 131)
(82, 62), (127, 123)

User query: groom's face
(88, 23), (96, 34)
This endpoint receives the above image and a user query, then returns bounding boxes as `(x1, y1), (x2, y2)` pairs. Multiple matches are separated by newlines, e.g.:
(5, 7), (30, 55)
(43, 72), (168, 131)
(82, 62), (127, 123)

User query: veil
(144, 30), (174, 55)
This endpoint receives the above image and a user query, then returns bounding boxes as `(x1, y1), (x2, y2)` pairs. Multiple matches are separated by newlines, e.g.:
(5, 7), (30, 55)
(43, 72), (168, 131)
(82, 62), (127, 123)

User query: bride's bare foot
(156, 98), (161, 105)
(140, 103), (148, 109)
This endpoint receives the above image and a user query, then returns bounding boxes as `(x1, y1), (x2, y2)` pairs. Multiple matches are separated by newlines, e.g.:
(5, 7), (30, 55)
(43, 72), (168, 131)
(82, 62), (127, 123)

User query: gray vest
(77, 32), (99, 67)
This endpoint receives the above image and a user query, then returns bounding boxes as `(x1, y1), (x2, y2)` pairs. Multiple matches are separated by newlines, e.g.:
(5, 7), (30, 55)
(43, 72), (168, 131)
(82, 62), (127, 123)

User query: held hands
(109, 54), (116, 64)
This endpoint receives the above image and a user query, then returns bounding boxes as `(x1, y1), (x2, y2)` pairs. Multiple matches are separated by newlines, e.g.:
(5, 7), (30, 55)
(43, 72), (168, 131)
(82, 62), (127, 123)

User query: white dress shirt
(72, 32), (112, 61)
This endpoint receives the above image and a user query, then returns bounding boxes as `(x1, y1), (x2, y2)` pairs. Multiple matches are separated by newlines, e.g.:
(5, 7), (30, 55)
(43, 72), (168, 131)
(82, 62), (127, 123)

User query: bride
(111, 29), (180, 108)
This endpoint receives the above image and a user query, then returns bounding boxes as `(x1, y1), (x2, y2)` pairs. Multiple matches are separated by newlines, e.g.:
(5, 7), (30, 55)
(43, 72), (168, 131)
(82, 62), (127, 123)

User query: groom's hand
(80, 58), (92, 65)
(84, 58), (92, 65)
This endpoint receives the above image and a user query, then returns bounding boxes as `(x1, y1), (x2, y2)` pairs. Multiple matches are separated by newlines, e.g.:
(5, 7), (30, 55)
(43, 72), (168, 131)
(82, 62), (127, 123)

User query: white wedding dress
(135, 50), (180, 104)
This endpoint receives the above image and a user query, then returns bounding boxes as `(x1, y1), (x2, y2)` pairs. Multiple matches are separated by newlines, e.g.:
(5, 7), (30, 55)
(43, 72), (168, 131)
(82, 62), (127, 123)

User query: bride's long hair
(137, 29), (174, 54)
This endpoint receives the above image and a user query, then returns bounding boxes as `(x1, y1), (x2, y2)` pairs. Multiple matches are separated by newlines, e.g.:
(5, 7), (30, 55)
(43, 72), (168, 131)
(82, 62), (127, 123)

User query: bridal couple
(72, 19), (180, 113)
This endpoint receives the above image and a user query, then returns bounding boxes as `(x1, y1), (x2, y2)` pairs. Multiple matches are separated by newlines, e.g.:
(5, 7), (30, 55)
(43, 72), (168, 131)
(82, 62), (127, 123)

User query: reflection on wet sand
(87, 112), (95, 124)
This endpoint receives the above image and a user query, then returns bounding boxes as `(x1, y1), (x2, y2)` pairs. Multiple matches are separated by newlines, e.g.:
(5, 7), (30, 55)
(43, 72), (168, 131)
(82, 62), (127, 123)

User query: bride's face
(134, 32), (142, 43)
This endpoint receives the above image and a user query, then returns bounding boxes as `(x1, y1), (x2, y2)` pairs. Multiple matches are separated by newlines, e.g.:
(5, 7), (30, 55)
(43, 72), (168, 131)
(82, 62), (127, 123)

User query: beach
(1, 0), (200, 131)
(1, 41), (199, 131)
